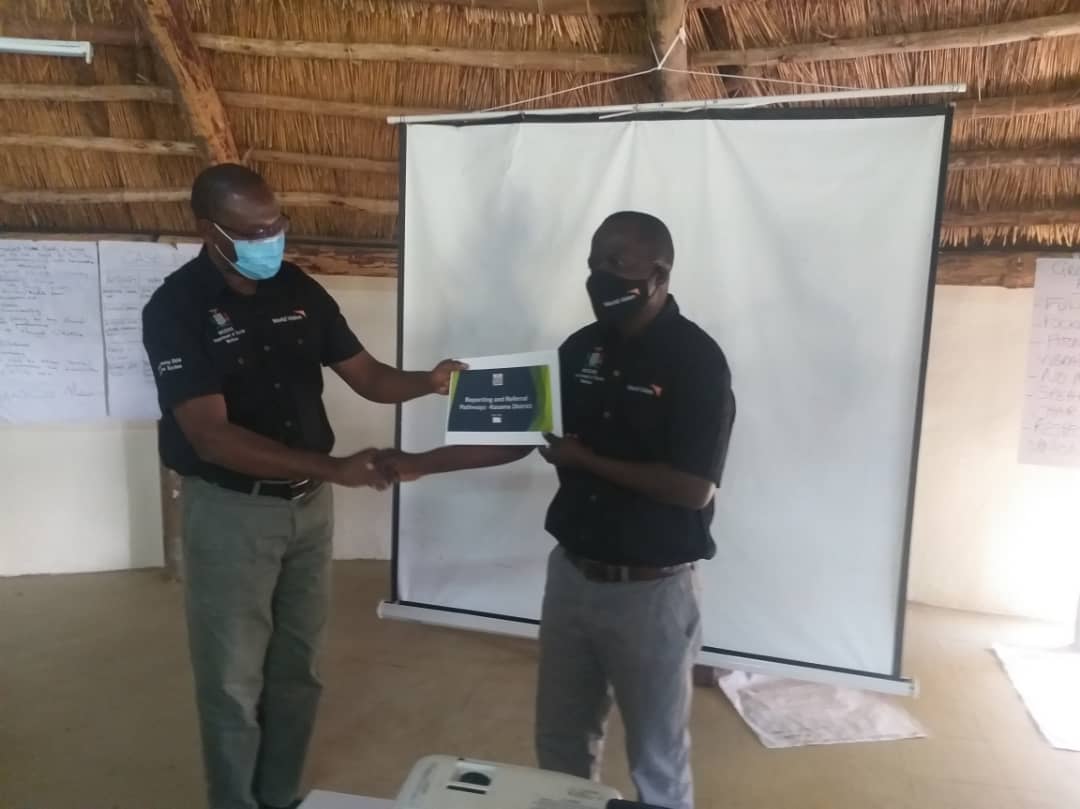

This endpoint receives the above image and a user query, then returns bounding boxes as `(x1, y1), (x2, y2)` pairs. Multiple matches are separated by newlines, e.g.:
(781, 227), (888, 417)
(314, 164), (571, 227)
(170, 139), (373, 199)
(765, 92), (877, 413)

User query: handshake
(327, 448), (421, 491)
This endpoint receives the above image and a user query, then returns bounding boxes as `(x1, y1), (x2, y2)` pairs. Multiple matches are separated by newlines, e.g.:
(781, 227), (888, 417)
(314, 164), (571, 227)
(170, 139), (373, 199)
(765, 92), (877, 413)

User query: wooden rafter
(0, 134), (398, 173)
(943, 206), (1080, 229)
(692, 12), (1080, 68)
(0, 188), (397, 213)
(7, 11), (1080, 73)
(953, 88), (1080, 120)
(0, 20), (647, 74)
(0, 83), (442, 119)
(7, 81), (1076, 124)
(0, 84), (173, 103)
(0, 133), (200, 156)
(644, 0), (688, 100)
(132, 0), (238, 163)
(216, 91), (442, 120)
(949, 148), (1080, 170)
(197, 33), (648, 74)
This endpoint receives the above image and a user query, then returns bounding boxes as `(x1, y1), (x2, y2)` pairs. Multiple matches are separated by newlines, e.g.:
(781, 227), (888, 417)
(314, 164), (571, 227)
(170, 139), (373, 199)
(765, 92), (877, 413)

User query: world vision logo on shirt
(272, 308), (307, 325)
(626, 383), (663, 397)
(601, 289), (641, 308)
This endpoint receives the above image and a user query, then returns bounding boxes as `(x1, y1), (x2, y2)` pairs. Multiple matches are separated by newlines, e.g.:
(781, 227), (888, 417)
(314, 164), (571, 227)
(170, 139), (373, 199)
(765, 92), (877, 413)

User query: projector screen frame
(385, 103), (954, 694)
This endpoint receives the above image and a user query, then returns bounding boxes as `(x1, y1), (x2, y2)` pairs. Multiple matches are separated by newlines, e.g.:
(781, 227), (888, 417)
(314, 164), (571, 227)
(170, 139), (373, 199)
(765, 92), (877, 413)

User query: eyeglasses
(212, 214), (290, 242)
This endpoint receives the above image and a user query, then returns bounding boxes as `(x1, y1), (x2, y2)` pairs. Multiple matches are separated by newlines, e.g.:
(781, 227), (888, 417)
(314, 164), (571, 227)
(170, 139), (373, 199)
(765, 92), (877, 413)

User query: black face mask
(586, 270), (655, 325)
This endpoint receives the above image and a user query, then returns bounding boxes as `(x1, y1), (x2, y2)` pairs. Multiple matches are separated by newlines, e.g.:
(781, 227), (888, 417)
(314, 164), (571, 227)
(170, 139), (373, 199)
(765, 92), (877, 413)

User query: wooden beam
(693, 12), (1080, 68)
(953, 88), (1080, 120)
(9, 81), (1076, 126)
(0, 188), (395, 211)
(0, 19), (647, 73)
(133, 0), (238, 163)
(0, 133), (397, 173)
(247, 150), (397, 174)
(950, 147), (1080, 170)
(645, 0), (688, 100)
(196, 33), (648, 74)
(935, 250), (1039, 288)
(216, 91), (441, 121)
(0, 81), (436, 120)
(0, 19), (141, 46)
(943, 206), (1080, 229)
(285, 243), (397, 277)
(277, 192), (397, 215)
(0, 133), (199, 156)
(0, 83), (173, 103)
(0, 188), (190, 204)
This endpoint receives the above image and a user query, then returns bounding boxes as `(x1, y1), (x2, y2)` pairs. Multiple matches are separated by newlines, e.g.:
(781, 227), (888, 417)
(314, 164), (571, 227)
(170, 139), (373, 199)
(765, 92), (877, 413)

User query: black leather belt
(207, 476), (320, 501)
(564, 550), (692, 583)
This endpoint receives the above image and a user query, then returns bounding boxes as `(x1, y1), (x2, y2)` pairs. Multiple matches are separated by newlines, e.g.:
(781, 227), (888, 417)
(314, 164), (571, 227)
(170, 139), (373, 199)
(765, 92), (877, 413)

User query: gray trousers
(536, 547), (702, 809)
(182, 478), (334, 809)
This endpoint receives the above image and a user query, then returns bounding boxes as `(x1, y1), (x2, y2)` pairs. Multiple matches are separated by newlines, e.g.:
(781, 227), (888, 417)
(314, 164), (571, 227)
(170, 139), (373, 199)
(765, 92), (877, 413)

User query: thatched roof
(1, 0), (1079, 250)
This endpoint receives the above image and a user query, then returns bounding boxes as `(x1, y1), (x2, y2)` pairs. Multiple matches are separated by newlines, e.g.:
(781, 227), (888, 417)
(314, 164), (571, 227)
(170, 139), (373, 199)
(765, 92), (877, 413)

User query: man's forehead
(214, 187), (280, 226)
(591, 226), (642, 254)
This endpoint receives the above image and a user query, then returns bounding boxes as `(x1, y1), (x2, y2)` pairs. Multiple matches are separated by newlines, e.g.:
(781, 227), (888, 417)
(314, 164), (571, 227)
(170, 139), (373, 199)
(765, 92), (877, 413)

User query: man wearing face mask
(141, 163), (463, 809)
(382, 211), (735, 809)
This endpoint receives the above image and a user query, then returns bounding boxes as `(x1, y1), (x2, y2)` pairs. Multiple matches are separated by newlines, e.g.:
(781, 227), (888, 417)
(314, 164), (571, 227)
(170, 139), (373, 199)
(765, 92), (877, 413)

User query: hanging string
(480, 24), (866, 114)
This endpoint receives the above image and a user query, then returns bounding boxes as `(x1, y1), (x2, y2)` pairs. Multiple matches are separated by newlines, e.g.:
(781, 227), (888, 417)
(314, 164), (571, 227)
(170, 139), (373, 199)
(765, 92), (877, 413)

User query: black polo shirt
(546, 297), (735, 567)
(141, 248), (363, 481)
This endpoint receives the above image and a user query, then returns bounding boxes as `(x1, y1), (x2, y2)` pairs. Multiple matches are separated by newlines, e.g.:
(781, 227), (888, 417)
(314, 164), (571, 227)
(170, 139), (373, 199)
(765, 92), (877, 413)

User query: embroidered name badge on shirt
(575, 347), (605, 385)
(209, 308), (246, 344)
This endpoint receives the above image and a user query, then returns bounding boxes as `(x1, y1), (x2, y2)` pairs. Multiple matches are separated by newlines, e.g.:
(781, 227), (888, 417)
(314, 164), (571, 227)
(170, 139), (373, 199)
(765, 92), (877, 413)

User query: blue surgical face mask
(213, 223), (285, 281)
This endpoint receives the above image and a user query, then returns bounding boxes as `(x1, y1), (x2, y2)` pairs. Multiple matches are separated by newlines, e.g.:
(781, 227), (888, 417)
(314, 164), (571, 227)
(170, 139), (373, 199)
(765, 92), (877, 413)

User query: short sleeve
(665, 352), (736, 484)
(307, 279), (363, 366)
(142, 291), (222, 411)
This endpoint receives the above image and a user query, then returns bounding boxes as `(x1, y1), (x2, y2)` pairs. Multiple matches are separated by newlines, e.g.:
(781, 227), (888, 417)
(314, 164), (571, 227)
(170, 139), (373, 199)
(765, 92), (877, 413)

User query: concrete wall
(909, 286), (1080, 622)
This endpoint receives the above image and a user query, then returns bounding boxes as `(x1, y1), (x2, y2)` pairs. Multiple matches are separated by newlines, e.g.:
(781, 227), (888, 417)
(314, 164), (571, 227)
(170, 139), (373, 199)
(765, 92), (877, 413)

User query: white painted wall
(0, 276), (397, 577)
(3, 279), (1079, 624)
(910, 286), (1080, 622)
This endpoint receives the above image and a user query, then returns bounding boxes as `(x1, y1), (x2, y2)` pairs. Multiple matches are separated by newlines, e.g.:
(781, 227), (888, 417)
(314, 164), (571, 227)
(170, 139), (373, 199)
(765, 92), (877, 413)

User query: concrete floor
(2, 561), (1079, 809)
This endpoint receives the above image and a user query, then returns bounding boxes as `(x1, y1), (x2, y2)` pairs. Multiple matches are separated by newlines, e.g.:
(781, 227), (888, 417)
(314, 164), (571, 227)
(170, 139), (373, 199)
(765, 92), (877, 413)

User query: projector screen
(384, 107), (950, 693)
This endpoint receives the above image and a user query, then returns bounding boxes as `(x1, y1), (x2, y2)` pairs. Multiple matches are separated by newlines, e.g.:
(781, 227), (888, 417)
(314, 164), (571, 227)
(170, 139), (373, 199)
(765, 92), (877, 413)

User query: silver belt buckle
(288, 479), (311, 500)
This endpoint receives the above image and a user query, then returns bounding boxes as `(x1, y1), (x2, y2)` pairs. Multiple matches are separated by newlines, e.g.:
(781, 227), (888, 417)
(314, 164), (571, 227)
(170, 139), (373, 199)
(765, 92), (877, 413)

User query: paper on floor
(994, 644), (1080, 751)
(717, 670), (927, 749)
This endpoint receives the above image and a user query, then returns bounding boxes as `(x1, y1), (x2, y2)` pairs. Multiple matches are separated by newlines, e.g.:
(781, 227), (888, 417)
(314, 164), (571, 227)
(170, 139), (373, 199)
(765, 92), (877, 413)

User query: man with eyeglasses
(142, 163), (462, 809)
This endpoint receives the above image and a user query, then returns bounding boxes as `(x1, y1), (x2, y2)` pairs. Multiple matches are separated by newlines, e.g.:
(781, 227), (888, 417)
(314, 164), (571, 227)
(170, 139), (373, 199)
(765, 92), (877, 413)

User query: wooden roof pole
(645, 0), (688, 100)
(132, 0), (238, 582)
(133, 0), (238, 163)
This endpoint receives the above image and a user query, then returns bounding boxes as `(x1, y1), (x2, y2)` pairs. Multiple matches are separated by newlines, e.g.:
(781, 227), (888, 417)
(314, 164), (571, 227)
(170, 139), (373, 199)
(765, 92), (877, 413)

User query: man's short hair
(599, 211), (675, 268)
(190, 163), (268, 221)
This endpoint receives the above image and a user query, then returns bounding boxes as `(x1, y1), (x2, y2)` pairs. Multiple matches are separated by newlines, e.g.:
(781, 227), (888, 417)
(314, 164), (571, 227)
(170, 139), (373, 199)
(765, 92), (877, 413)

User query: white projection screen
(383, 107), (951, 693)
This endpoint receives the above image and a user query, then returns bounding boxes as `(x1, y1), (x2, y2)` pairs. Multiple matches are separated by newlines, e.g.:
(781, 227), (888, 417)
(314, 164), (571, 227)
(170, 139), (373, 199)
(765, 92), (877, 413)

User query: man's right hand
(374, 449), (424, 483)
(330, 448), (393, 490)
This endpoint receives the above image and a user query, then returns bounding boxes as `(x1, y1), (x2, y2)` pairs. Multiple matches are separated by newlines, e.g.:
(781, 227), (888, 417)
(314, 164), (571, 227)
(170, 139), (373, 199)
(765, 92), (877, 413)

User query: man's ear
(654, 263), (672, 286)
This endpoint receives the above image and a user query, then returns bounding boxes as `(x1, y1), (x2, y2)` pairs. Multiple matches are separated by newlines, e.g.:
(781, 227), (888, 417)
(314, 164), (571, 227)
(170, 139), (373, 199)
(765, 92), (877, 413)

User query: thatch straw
(1, 0), (1079, 247)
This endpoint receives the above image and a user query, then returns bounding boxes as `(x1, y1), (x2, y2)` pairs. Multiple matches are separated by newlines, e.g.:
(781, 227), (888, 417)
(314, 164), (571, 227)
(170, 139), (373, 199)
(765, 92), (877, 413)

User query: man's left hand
(429, 359), (468, 395)
(539, 433), (594, 469)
